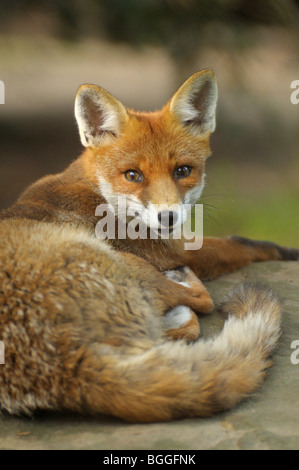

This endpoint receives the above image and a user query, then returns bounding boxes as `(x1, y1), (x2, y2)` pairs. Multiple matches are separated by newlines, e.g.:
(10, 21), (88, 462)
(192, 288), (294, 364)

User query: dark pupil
(178, 166), (188, 175)
(128, 171), (138, 180)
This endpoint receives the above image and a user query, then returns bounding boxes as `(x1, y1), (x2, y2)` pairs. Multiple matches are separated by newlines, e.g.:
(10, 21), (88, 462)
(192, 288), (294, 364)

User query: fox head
(75, 70), (217, 232)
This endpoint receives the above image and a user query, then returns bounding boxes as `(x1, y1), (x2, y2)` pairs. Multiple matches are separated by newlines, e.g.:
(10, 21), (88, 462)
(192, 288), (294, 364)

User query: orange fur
(0, 70), (297, 422)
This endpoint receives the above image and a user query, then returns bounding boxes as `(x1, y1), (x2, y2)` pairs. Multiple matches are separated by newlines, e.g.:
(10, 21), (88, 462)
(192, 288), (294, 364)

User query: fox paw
(163, 267), (214, 314)
(163, 305), (200, 342)
(231, 235), (299, 261)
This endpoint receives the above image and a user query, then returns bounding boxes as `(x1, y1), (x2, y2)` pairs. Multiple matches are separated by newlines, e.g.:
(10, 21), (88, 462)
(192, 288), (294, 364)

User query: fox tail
(80, 283), (282, 422)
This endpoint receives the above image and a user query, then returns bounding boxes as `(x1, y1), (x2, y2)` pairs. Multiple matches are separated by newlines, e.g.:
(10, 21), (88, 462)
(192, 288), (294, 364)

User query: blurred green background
(0, 0), (298, 245)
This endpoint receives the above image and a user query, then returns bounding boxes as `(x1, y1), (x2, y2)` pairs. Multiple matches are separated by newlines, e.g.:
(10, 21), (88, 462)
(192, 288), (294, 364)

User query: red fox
(0, 70), (298, 422)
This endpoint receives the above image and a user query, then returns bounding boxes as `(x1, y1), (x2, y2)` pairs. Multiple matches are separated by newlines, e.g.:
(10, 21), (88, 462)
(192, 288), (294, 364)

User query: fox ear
(169, 70), (218, 136)
(75, 84), (128, 147)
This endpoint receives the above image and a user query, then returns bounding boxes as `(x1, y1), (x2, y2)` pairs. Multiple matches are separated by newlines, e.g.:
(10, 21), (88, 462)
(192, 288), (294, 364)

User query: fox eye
(124, 169), (144, 182)
(174, 165), (192, 179)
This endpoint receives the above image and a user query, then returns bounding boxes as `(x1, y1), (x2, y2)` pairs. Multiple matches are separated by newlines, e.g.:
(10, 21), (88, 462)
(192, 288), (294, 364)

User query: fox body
(0, 71), (298, 422)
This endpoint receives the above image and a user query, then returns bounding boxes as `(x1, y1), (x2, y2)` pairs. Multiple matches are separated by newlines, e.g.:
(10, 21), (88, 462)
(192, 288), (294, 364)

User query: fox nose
(158, 211), (179, 227)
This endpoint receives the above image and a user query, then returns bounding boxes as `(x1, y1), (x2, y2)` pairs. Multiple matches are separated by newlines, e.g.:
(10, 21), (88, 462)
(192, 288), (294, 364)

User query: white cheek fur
(184, 173), (206, 205)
